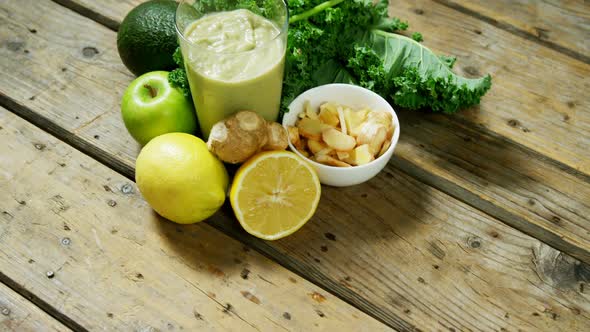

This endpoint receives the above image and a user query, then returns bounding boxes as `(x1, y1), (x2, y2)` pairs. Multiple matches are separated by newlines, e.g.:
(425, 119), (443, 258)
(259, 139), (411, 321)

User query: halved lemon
(229, 151), (321, 240)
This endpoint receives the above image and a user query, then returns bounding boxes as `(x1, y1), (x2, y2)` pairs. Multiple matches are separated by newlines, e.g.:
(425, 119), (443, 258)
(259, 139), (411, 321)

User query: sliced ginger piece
(294, 136), (307, 153)
(307, 139), (328, 155)
(322, 128), (356, 152)
(304, 100), (318, 120)
(319, 106), (340, 127)
(348, 144), (375, 166)
(357, 121), (387, 155)
(368, 111), (392, 125)
(336, 151), (350, 161)
(368, 111), (394, 138)
(337, 107), (347, 135)
(297, 118), (323, 140)
(344, 108), (369, 137)
(315, 154), (352, 167)
(378, 139), (392, 158)
(315, 147), (334, 156)
(299, 149), (310, 158)
(287, 126), (300, 146)
(319, 102), (338, 114)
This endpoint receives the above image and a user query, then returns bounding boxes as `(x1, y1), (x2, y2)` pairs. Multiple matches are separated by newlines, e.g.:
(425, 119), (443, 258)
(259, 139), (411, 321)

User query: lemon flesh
(136, 133), (228, 224)
(230, 151), (321, 240)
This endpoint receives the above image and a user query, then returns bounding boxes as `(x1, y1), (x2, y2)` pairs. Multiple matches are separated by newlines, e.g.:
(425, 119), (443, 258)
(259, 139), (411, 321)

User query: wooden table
(1, 0), (588, 331)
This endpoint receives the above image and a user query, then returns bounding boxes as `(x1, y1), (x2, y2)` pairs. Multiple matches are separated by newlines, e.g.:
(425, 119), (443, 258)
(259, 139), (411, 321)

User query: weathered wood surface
(0, 0), (588, 330)
(1, 1), (590, 331)
(0, 106), (389, 331)
(395, 111), (590, 263)
(436, 0), (590, 61)
(0, 282), (70, 332)
(52, 0), (136, 30)
(24, 0), (589, 264)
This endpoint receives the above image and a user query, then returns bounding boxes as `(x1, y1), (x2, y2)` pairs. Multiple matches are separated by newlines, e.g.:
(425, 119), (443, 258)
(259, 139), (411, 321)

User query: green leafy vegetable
(169, 0), (491, 114)
(411, 32), (423, 42)
(372, 31), (491, 113)
(169, 48), (191, 97)
(439, 55), (457, 69)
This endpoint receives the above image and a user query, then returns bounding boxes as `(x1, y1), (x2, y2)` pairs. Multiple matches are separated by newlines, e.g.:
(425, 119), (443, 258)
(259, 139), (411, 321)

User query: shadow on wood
(153, 211), (254, 279)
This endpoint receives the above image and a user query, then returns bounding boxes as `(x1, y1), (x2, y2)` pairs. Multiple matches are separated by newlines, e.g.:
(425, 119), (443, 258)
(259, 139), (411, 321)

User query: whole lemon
(135, 133), (228, 224)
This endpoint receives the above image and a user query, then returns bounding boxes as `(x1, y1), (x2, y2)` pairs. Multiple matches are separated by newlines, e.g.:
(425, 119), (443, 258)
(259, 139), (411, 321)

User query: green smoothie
(181, 9), (286, 138)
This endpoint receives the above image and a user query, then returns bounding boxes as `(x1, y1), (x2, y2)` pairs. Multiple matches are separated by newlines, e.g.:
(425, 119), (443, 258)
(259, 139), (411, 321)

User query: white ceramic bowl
(283, 84), (400, 187)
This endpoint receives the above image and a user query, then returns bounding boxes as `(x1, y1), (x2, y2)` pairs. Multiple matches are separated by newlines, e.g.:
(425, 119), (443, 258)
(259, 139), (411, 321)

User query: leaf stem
(289, 0), (345, 24)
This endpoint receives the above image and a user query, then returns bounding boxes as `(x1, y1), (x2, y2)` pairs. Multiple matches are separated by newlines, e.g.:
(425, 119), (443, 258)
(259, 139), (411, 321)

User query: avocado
(117, 0), (179, 76)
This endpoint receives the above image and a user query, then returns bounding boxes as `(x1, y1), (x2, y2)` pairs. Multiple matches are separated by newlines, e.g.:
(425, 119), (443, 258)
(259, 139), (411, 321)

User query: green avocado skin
(117, 0), (179, 76)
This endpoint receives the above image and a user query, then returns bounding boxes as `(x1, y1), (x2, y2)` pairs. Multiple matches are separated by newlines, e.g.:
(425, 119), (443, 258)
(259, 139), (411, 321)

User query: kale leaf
(284, 0), (491, 114)
(168, 48), (191, 97)
(411, 32), (423, 42)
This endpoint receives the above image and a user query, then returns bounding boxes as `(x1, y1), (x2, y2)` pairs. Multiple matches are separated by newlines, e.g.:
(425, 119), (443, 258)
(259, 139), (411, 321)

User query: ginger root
(207, 111), (288, 164)
(262, 122), (289, 151)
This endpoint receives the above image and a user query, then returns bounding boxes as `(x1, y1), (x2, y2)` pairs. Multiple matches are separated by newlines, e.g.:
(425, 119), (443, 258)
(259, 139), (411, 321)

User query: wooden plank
(394, 111), (590, 263)
(21, 0), (589, 264)
(1, 0), (589, 331)
(51, 0), (136, 30)
(434, 0), (590, 62)
(0, 106), (389, 331)
(53, 0), (145, 30)
(0, 282), (70, 332)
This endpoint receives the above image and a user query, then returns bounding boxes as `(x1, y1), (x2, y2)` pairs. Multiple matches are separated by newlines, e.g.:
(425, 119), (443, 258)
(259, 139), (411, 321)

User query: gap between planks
(432, 0), (590, 65)
(391, 156), (590, 263)
(0, 92), (414, 332)
(0, 270), (88, 332)
(446, 116), (590, 185)
(52, 0), (120, 31)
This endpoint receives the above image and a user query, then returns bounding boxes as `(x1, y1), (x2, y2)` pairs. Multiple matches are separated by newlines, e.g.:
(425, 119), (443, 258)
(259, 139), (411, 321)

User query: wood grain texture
(0, 107), (388, 332)
(1, 0), (589, 331)
(394, 111), (590, 263)
(39, 0), (590, 264)
(51, 0), (138, 31)
(0, 282), (70, 332)
(435, 0), (590, 62)
(51, 0), (134, 30)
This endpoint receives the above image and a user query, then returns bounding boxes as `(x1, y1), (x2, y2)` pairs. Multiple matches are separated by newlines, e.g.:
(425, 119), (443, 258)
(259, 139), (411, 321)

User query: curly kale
(168, 48), (191, 97)
(169, 0), (491, 115)
(411, 32), (423, 42)
(284, 0), (491, 114)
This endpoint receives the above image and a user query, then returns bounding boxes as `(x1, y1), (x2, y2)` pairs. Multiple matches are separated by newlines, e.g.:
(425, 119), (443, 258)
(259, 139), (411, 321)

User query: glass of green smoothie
(175, 0), (288, 138)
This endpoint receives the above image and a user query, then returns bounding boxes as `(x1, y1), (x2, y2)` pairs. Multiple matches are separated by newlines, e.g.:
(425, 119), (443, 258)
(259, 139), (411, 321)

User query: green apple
(121, 71), (197, 146)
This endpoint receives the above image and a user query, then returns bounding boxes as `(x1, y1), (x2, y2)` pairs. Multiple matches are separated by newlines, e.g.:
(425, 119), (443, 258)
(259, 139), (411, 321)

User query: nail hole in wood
(82, 46), (99, 58)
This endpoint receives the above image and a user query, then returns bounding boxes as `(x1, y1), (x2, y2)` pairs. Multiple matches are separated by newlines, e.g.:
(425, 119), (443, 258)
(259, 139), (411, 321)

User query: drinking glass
(175, 0), (289, 138)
